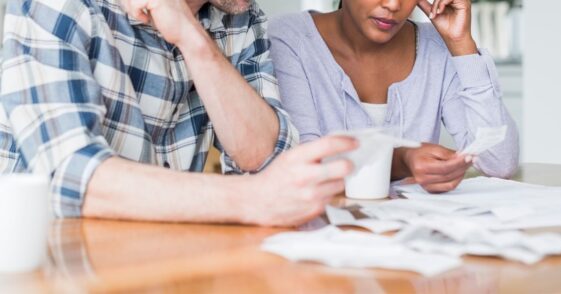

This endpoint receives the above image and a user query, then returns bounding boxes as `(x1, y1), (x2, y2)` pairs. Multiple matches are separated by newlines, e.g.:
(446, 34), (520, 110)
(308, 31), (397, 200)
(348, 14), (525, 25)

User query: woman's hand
(417, 0), (478, 56)
(399, 143), (472, 193)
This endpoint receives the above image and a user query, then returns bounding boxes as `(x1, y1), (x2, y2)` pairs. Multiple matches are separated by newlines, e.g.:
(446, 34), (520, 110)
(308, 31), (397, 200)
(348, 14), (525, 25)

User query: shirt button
(163, 162), (170, 169)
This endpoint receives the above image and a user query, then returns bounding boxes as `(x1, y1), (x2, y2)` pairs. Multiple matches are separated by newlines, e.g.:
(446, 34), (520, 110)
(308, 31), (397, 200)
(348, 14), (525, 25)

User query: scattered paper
(461, 125), (507, 155)
(395, 177), (561, 229)
(325, 206), (356, 226)
(394, 224), (561, 265)
(261, 177), (561, 275)
(326, 206), (404, 233)
(262, 226), (461, 277)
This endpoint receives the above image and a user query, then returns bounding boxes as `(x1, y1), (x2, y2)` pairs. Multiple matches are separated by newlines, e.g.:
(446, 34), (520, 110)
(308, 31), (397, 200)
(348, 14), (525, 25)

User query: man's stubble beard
(210, 0), (251, 14)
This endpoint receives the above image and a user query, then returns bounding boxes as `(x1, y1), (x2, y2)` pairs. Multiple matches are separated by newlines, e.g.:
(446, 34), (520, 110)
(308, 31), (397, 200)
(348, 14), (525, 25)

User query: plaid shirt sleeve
(1, 1), (114, 217)
(219, 4), (299, 175)
(0, 104), (18, 173)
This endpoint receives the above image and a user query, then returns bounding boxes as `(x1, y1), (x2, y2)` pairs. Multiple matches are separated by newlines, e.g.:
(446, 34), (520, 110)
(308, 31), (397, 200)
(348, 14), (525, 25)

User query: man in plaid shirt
(0, 0), (356, 226)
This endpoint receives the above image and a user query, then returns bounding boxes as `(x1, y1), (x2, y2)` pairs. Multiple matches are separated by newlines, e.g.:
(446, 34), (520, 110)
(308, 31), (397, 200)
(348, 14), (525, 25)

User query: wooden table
(2, 163), (561, 293)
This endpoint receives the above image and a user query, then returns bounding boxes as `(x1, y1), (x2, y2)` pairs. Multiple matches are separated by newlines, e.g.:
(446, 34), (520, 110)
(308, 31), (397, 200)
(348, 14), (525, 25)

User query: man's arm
(83, 157), (248, 223)
(1, 0), (120, 217)
(84, 137), (357, 226)
(181, 8), (297, 172)
(125, 0), (293, 172)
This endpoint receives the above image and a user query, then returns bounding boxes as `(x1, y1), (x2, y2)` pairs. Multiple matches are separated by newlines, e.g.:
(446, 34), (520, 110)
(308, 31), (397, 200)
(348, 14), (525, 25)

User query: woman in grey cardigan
(269, 0), (519, 193)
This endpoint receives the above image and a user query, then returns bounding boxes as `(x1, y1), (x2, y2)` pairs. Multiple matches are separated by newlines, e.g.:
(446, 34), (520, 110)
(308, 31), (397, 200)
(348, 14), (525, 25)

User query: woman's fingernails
(429, 12), (434, 19)
(465, 155), (473, 163)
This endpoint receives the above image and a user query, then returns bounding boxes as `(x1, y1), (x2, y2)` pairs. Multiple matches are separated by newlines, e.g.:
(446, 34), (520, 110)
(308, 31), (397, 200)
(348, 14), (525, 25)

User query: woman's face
(342, 0), (418, 44)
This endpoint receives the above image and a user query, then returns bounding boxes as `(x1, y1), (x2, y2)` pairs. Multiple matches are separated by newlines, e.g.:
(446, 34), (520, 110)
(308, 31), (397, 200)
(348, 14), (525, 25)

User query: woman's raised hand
(417, 0), (478, 56)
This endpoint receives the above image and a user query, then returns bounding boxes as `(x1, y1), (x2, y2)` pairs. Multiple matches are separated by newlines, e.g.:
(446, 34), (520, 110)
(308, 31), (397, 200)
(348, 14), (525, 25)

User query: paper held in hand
(461, 125), (507, 156)
(325, 128), (421, 171)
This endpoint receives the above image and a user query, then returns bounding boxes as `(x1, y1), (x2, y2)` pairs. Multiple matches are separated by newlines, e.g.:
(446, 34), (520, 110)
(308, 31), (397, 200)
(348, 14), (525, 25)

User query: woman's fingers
(438, 0), (455, 15)
(431, 0), (442, 18)
(417, 0), (433, 17)
(422, 176), (463, 193)
(416, 162), (468, 185)
(290, 136), (358, 164)
(420, 155), (471, 175)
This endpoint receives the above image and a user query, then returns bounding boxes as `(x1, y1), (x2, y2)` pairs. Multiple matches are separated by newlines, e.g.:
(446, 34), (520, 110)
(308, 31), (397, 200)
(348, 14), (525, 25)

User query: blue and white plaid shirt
(0, 0), (298, 217)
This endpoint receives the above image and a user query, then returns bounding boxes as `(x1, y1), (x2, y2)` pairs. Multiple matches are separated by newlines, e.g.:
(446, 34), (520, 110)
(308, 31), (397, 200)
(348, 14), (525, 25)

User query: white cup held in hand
(325, 128), (420, 200)
(0, 174), (50, 273)
(345, 142), (394, 200)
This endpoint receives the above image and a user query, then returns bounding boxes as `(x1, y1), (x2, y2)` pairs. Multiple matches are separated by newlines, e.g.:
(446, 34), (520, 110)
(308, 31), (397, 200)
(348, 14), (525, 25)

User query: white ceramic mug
(345, 142), (393, 200)
(0, 174), (50, 273)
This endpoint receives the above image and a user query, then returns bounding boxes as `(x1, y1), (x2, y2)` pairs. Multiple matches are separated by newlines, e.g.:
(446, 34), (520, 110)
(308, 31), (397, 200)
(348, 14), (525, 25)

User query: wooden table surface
(2, 163), (561, 294)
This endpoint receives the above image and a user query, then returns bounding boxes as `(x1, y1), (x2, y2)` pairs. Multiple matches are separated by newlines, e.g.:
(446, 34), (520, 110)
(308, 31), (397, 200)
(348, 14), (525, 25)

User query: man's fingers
(315, 179), (346, 200)
(417, 0), (433, 17)
(291, 136), (359, 163)
(309, 159), (354, 184)
(122, 0), (151, 23)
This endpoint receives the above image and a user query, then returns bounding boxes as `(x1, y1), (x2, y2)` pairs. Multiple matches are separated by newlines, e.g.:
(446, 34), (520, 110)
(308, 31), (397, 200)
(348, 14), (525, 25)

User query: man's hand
(241, 136), (358, 227)
(401, 143), (472, 193)
(417, 0), (477, 56)
(120, 0), (201, 46)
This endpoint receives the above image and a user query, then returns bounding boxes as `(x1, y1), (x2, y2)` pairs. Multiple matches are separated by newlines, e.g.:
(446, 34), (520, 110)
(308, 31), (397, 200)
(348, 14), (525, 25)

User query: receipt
(394, 220), (561, 265)
(461, 126), (507, 156)
(326, 128), (420, 171)
(394, 177), (561, 228)
(325, 206), (356, 226)
(326, 206), (404, 233)
(262, 226), (461, 276)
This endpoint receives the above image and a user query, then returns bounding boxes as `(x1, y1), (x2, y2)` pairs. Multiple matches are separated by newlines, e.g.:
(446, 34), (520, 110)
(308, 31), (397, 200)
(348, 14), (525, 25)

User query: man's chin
(210, 0), (251, 15)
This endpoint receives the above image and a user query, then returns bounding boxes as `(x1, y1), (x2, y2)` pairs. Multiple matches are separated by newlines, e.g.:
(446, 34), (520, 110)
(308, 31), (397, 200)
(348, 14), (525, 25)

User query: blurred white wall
(523, 0), (561, 163)
(258, 1), (301, 17)
(259, 0), (336, 17)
